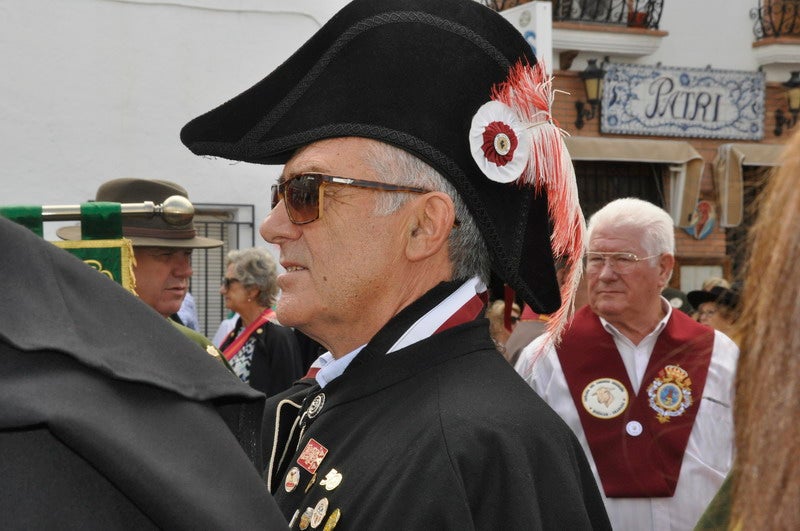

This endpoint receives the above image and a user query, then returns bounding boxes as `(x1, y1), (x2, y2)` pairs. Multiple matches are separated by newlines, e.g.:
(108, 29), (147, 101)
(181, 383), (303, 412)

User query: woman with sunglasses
(219, 247), (303, 397)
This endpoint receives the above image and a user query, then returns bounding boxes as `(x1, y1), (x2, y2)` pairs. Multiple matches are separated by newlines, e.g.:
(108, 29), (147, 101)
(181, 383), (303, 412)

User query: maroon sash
(556, 306), (714, 497)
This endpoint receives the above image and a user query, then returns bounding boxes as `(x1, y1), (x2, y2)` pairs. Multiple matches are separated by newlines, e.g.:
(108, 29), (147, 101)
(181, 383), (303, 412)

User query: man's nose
(260, 200), (301, 244)
(597, 259), (618, 278)
(174, 254), (193, 277)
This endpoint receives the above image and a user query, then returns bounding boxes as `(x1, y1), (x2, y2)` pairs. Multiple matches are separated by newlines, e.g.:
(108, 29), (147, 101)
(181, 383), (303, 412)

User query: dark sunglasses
(221, 277), (240, 289)
(271, 173), (431, 225)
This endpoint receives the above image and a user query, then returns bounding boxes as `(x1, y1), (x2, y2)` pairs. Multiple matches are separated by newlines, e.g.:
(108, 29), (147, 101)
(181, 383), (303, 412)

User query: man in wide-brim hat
(58, 178), (224, 355)
(181, 0), (609, 528)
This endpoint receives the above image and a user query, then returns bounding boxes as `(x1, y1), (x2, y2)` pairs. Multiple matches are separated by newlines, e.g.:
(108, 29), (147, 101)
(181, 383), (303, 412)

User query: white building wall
(0, 0), (346, 240)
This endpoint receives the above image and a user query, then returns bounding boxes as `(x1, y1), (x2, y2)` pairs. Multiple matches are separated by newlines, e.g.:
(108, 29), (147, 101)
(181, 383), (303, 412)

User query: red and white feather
(470, 60), (585, 348)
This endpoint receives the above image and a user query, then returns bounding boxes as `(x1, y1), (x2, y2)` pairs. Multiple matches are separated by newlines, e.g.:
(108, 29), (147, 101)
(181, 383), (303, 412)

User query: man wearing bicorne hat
(58, 178), (224, 358)
(516, 198), (738, 530)
(181, 0), (610, 528)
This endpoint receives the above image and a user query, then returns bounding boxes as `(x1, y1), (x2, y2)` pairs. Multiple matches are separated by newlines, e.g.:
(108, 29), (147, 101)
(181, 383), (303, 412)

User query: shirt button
(626, 420), (643, 437)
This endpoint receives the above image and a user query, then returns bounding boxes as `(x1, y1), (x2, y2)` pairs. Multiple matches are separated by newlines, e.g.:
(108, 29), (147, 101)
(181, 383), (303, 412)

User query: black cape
(264, 282), (611, 530)
(0, 217), (286, 530)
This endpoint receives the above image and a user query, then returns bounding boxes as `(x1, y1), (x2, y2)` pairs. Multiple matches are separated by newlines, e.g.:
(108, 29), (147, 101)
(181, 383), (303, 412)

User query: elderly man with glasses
(516, 198), (738, 531)
(180, 0), (611, 528)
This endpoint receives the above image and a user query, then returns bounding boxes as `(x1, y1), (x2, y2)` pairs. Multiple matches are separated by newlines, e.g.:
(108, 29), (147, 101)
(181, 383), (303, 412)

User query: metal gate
(190, 203), (256, 338)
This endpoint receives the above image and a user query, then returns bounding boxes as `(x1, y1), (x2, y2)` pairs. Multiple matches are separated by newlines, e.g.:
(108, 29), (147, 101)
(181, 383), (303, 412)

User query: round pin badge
(581, 378), (630, 419)
(285, 466), (300, 493)
(307, 393), (325, 419)
(323, 508), (341, 531)
(310, 497), (329, 529)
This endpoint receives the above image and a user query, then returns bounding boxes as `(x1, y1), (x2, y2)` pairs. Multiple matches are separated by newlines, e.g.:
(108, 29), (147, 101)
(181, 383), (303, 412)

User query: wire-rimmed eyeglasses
(584, 251), (661, 274)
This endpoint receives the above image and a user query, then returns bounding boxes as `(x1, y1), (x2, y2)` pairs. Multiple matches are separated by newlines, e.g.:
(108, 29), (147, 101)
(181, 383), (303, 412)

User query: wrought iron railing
(751, 0), (800, 39)
(480, 0), (663, 29)
(553, 0), (663, 29)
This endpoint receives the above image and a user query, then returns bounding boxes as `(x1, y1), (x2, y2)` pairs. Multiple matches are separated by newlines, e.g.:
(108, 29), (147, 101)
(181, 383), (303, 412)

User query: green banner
(52, 239), (136, 293)
(0, 205), (43, 237)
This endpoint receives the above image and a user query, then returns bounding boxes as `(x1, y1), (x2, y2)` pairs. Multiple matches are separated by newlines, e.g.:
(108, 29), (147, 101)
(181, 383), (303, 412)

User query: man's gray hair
(226, 247), (279, 307)
(587, 197), (675, 263)
(365, 141), (490, 284)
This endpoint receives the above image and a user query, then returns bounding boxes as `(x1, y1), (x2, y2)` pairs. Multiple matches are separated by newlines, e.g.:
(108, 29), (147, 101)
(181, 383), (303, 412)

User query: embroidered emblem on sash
(581, 378), (629, 419)
(647, 364), (693, 423)
(298, 438), (328, 474)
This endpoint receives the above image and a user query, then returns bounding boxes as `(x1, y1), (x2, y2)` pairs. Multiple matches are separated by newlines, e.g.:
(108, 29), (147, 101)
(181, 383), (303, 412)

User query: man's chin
(275, 301), (306, 329)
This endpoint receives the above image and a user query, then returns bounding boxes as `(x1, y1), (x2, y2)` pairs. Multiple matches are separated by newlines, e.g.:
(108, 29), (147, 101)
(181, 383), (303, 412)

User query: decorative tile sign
(601, 64), (765, 140)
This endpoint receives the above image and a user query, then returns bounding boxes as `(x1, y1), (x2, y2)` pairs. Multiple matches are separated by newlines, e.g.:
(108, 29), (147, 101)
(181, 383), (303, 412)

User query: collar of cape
(265, 278), (492, 492)
(220, 308), (276, 361)
(556, 305), (714, 498)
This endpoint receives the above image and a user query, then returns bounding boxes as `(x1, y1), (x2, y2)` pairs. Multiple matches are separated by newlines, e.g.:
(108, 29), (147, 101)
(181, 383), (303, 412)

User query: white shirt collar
(314, 277), (486, 388)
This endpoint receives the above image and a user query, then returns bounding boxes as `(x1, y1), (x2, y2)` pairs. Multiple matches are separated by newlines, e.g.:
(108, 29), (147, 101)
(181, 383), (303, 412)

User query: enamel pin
(323, 508), (341, 531)
(310, 497), (329, 529)
(285, 466), (301, 493)
(298, 438), (328, 475)
(299, 507), (313, 530)
(307, 393), (325, 419)
(320, 469), (342, 491)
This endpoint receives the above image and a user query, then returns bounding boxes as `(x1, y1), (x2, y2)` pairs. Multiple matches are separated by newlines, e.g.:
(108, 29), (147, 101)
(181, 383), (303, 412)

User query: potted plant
(626, 0), (648, 27)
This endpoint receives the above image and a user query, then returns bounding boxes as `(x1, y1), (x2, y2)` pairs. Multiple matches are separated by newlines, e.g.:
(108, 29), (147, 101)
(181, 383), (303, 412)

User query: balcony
(750, 0), (800, 71)
(553, 0), (663, 29)
(549, 0), (666, 61)
(752, 0), (800, 39)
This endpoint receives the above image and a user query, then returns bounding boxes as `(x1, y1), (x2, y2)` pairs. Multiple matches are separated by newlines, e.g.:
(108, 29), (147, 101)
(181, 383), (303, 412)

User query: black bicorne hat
(181, 0), (585, 330)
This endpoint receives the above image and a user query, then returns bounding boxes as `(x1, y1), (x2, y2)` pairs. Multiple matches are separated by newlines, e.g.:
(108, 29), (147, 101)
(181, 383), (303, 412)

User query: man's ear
(405, 192), (455, 263)
(658, 253), (676, 288)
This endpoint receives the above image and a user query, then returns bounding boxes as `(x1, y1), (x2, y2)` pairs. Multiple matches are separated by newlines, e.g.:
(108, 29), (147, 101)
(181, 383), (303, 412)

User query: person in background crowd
(219, 247), (303, 397)
(701, 276), (730, 291)
(505, 260), (589, 366)
(57, 178), (225, 361)
(180, 0), (610, 528)
(687, 285), (740, 345)
(485, 298), (521, 352)
(696, 127), (800, 530)
(662, 286), (693, 315)
(173, 291), (200, 331)
(516, 197), (738, 530)
(0, 216), (286, 528)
